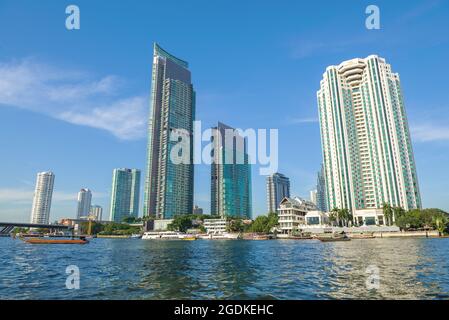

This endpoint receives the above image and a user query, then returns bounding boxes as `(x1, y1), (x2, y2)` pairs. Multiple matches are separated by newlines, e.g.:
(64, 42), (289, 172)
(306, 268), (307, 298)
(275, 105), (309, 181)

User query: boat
(142, 231), (196, 240)
(20, 236), (89, 245)
(350, 232), (375, 239)
(316, 232), (351, 242)
(198, 232), (239, 240)
(130, 234), (142, 239)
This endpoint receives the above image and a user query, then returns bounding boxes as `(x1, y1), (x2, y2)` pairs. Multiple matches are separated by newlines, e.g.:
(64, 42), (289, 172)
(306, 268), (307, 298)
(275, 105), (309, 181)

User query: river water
(1, 237), (448, 299)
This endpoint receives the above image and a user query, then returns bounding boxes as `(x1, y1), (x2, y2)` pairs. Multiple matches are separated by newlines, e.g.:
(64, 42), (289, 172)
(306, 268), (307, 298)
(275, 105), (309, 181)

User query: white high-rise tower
(317, 55), (421, 224)
(30, 171), (55, 224)
(76, 188), (92, 219)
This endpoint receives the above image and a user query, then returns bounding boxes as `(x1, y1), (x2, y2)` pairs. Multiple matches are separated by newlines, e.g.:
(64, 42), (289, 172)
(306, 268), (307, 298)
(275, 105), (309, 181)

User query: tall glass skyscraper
(143, 43), (195, 219)
(211, 122), (252, 218)
(76, 188), (92, 219)
(317, 55), (421, 214)
(316, 164), (327, 212)
(266, 173), (290, 213)
(110, 168), (141, 222)
(30, 171), (55, 224)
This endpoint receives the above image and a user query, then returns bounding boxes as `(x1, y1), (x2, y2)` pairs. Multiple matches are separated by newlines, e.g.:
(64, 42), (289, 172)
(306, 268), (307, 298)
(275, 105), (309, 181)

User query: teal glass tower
(109, 168), (141, 223)
(143, 44), (195, 219)
(211, 122), (252, 218)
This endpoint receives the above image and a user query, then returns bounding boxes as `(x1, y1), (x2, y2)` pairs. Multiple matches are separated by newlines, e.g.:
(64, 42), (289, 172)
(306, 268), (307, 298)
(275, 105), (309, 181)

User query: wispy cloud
(0, 59), (147, 140)
(411, 124), (449, 142)
(0, 188), (109, 203)
(288, 117), (319, 124)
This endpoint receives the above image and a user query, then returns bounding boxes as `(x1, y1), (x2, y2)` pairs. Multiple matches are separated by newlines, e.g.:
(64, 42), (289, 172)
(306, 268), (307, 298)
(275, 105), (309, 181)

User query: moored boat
(350, 232), (375, 239)
(20, 236), (89, 245)
(316, 232), (351, 242)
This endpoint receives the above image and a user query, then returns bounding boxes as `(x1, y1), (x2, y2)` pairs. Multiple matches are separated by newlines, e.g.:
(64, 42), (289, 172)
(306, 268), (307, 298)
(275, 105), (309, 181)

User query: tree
(168, 215), (193, 233)
(330, 207), (339, 226)
(382, 203), (393, 226)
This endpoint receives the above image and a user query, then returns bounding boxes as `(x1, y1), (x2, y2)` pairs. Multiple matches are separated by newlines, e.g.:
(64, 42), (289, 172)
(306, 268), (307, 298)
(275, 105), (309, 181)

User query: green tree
(382, 203), (393, 226)
(168, 215), (193, 233)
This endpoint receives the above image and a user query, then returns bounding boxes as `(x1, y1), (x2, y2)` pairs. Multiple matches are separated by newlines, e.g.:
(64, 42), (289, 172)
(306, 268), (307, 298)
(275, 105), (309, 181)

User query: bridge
(0, 222), (73, 236)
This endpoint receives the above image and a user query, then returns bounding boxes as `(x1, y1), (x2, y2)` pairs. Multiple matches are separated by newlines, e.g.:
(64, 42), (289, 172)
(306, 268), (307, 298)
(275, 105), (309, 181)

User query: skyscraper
(316, 164), (327, 212)
(76, 188), (92, 219)
(143, 43), (195, 219)
(266, 173), (290, 213)
(30, 171), (55, 224)
(317, 55), (421, 222)
(110, 168), (141, 223)
(89, 205), (103, 221)
(310, 189), (317, 205)
(211, 122), (252, 218)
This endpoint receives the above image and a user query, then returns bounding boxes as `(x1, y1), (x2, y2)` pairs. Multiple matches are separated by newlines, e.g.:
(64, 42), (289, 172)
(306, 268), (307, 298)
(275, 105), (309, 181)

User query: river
(1, 237), (448, 299)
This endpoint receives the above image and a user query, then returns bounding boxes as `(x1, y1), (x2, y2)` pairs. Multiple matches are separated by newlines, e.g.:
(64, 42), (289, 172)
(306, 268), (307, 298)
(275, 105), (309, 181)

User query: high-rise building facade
(266, 173), (290, 213)
(89, 205), (103, 221)
(211, 122), (252, 218)
(110, 168), (141, 222)
(317, 55), (421, 215)
(76, 188), (92, 219)
(310, 190), (317, 205)
(30, 171), (55, 224)
(316, 164), (327, 212)
(143, 43), (195, 219)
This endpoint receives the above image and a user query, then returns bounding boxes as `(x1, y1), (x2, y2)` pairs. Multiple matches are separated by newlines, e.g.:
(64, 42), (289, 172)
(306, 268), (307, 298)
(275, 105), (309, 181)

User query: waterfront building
(89, 205), (103, 221)
(76, 188), (92, 219)
(277, 197), (317, 234)
(193, 205), (203, 215)
(211, 122), (252, 218)
(143, 43), (195, 220)
(203, 219), (228, 234)
(317, 55), (421, 225)
(316, 164), (327, 212)
(310, 190), (317, 205)
(109, 168), (141, 223)
(30, 171), (55, 224)
(266, 173), (290, 213)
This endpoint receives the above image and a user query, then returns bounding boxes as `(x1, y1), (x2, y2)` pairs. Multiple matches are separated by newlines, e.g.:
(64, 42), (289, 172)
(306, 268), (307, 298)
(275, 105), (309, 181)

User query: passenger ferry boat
(197, 232), (240, 240)
(142, 231), (196, 240)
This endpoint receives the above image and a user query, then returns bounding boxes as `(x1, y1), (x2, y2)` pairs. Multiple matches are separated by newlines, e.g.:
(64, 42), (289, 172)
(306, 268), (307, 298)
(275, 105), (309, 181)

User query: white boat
(198, 232), (239, 240)
(130, 234), (142, 239)
(142, 231), (196, 240)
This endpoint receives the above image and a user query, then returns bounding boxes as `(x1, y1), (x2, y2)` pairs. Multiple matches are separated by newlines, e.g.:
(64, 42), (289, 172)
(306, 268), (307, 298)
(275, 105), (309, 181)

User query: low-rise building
(277, 197), (318, 234)
(204, 219), (228, 234)
(354, 209), (385, 226)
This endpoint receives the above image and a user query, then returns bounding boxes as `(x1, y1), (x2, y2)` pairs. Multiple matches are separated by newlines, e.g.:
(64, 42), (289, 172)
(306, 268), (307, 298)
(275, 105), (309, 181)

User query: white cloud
(289, 117), (319, 124)
(0, 188), (108, 203)
(0, 59), (147, 140)
(411, 124), (449, 142)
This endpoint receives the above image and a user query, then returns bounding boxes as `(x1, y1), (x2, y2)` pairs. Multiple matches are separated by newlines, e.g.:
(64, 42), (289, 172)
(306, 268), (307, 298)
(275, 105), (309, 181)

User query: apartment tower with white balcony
(317, 55), (421, 222)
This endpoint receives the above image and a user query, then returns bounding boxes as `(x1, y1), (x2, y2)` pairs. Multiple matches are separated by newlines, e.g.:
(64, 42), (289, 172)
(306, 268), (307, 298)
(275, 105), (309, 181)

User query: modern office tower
(89, 205), (103, 221)
(266, 173), (291, 213)
(310, 190), (318, 205)
(143, 43), (195, 219)
(317, 55), (421, 218)
(316, 164), (327, 212)
(30, 171), (55, 224)
(110, 168), (141, 223)
(211, 122), (252, 218)
(76, 188), (92, 219)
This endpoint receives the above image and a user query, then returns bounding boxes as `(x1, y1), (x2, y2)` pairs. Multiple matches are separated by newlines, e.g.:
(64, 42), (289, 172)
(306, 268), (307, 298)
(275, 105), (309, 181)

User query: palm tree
(338, 208), (350, 227)
(433, 215), (448, 236)
(382, 203), (393, 226)
(329, 208), (339, 226)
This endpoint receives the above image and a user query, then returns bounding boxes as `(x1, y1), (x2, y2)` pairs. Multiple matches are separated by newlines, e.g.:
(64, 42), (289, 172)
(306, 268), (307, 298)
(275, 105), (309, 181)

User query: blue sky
(0, 0), (448, 222)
